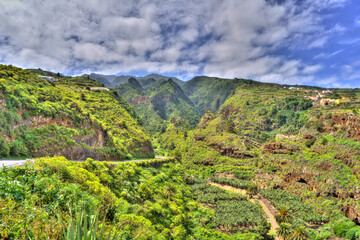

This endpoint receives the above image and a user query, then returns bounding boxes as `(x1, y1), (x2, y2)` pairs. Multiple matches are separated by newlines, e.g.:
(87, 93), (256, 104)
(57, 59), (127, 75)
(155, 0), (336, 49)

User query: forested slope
(0, 65), (154, 160)
(162, 83), (360, 239)
(116, 78), (200, 134)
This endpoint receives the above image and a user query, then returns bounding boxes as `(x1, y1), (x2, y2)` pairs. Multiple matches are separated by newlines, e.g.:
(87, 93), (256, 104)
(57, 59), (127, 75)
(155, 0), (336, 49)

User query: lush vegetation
(260, 188), (328, 224)
(0, 157), (215, 239)
(116, 78), (200, 134)
(0, 65), (153, 160)
(209, 177), (257, 191)
(161, 79), (360, 239)
(2, 64), (360, 239)
(190, 179), (270, 239)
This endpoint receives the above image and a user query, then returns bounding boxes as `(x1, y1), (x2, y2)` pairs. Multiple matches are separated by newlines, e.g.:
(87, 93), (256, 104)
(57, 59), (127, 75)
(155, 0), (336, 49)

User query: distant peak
(128, 77), (143, 91)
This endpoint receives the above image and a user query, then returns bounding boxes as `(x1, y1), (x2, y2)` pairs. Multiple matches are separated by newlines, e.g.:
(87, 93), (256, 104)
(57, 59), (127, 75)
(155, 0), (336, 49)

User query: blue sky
(0, 0), (359, 87)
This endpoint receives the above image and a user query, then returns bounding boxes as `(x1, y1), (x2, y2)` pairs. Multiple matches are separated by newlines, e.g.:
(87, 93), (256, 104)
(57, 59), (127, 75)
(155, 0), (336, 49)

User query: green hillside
(183, 76), (265, 115)
(0, 65), (154, 160)
(163, 82), (360, 239)
(2, 64), (360, 239)
(116, 78), (201, 134)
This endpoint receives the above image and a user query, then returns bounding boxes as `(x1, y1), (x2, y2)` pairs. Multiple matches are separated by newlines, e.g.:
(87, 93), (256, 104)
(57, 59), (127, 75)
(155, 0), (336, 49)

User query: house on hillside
(38, 75), (58, 82)
(306, 96), (318, 101)
(335, 97), (350, 104)
(89, 87), (110, 91)
(322, 90), (333, 94)
(320, 99), (336, 106)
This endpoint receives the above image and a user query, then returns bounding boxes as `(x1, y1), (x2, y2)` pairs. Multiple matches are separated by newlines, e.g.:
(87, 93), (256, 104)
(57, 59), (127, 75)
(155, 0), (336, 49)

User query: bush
(313, 120), (324, 131)
(345, 227), (360, 240)
(333, 220), (356, 237)
(321, 137), (328, 145)
(305, 139), (316, 148)
(0, 138), (10, 157)
(10, 139), (28, 156)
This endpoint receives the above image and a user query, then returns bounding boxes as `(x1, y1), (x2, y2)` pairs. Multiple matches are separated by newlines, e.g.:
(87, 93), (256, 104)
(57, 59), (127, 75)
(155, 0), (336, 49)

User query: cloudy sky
(0, 0), (359, 87)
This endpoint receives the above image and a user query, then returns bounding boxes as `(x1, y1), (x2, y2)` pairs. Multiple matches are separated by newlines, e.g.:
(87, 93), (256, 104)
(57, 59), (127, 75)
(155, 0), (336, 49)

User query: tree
(289, 226), (308, 240)
(313, 120), (324, 132)
(81, 93), (86, 101)
(0, 138), (10, 157)
(276, 209), (292, 224)
(256, 218), (271, 239)
(168, 142), (175, 150)
(246, 184), (258, 198)
(163, 184), (177, 201)
(160, 126), (166, 134)
(276, 223), (292, 240)
(226, 118), (236, 133)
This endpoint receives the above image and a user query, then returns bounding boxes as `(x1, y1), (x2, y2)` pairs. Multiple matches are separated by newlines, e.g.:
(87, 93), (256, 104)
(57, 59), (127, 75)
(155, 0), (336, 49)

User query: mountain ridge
(84, 72), (185, 88)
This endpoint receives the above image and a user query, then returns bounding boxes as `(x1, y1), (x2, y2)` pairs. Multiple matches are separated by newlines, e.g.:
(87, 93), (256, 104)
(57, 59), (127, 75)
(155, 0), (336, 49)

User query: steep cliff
(0, 65), (154, 160)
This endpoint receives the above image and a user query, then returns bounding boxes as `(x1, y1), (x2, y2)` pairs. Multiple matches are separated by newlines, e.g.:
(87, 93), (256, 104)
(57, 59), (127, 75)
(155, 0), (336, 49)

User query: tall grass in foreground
(62, 207), (118, 240)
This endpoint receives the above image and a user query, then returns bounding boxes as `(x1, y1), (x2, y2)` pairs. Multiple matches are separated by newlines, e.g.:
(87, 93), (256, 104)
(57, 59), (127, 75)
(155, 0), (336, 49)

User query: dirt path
(208, 181), (279, 239)
(209, 181), (247, 195)
(258, 196), (280, 237)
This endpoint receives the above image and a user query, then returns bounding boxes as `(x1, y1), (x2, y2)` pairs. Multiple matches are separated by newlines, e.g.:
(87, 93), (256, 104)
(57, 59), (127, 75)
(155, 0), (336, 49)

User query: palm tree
(276, 223), (292, 240)
(163, 184), (177, 201)
(289, 226), (308, 240)
(276, 208), (292, 223)
(246, 184), (258, 198)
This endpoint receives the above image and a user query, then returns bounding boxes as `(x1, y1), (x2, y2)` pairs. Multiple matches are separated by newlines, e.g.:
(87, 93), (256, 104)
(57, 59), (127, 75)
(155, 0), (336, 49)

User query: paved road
(0, 159), (33, 168)
(0, 156), (168, 168)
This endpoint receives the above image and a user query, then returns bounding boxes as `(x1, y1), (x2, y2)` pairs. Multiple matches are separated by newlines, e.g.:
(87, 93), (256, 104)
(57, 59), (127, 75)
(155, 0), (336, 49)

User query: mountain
(81, 73), (111, 87)
(182, 76), (285, 115)
(182, 76), (245, 115)
(115, 78), (200, 134)
(138, 77), (156, 88)
(82, 73), (133, 88)
(0, 65), (154, 160)
(86, 72), (185, 88)
(163, 81), (360, 237)
(4, 63), (360, 239)
(138, 74), (185, 87)
(111, 75), (135, 87)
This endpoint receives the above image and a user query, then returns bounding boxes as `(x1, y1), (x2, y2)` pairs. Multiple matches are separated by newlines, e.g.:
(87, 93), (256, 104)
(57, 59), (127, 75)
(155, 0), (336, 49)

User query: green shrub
(305, 139), (316, 148)
(0, 138), (10, 157)
(333, 220), (356, 237)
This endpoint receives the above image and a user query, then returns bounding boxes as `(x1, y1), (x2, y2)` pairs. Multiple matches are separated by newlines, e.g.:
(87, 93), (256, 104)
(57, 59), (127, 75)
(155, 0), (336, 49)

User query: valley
(1, 64), (360, 239)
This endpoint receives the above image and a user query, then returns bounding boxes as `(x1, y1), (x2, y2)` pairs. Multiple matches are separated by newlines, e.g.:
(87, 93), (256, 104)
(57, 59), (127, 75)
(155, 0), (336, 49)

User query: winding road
(0, 156), (168, 168)
(0, 159), (33, 168)
(209, 181), (279, 239)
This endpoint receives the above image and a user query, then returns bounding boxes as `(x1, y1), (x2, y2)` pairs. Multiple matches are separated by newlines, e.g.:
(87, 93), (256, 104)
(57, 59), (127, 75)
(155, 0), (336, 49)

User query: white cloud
(355, 16), (360, 27)
(0, 0), (351, 85)
(302, 64), (323, 74)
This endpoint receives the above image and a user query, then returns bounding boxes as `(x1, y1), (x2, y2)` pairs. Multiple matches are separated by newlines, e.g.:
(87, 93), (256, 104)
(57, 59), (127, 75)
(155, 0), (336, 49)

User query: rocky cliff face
(129, 96), (149, 105)
(262, 142), (300, 154)
(331, 113), (360, 139)
(320, 113), (360, 139)
(10, 113), (110, 160)
(193, 134), (254, 159)
(209, 142), (254, 159)
(0, 64), (154, 160)
(282, 170), (360, 224)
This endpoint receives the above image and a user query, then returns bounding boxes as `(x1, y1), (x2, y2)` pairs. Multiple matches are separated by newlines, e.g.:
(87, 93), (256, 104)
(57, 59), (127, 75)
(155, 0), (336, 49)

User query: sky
(0, 0), (359, 88)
